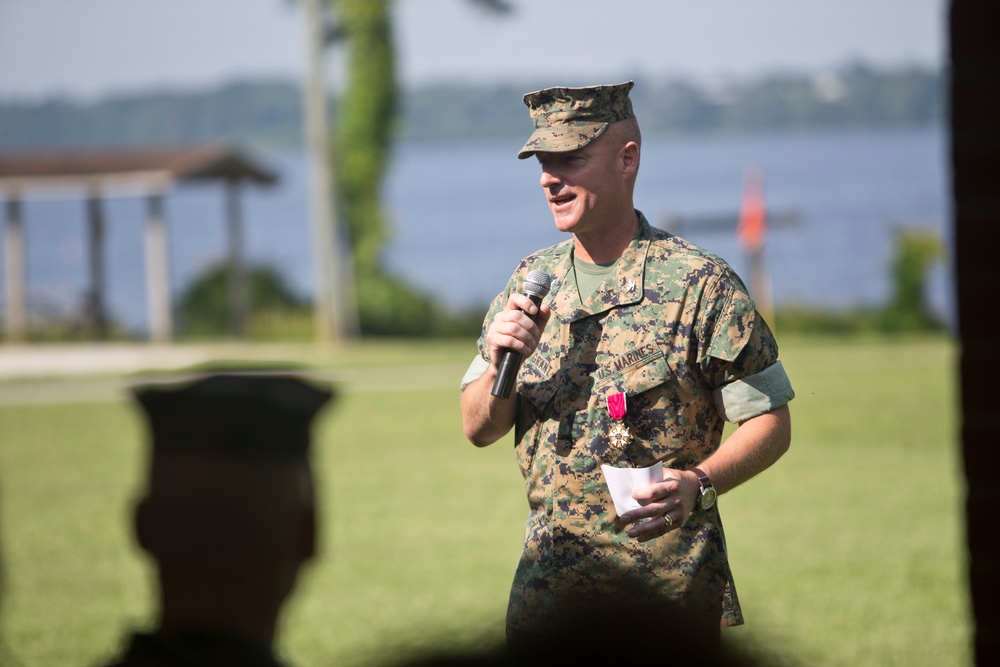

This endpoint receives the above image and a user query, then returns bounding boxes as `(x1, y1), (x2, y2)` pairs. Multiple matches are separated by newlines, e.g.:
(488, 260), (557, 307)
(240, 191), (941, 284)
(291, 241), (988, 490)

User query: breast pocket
(598, 348), (672, 398)
(595, 349), (689, 465)
(512, 352), (564, 472)
(518, 353), (561, 416)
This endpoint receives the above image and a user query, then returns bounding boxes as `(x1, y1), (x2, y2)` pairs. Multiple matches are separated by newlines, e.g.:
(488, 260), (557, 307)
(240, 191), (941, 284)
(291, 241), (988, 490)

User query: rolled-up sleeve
(459, 354), (490, 390)
(713, 360), (795, 423)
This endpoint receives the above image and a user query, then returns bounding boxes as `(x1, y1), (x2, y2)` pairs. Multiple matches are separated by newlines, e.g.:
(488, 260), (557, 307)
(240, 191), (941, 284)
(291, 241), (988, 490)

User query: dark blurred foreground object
(952, 2), (1000, 665)
(394, 595), (769, 667)
(99, 371), (333, 667)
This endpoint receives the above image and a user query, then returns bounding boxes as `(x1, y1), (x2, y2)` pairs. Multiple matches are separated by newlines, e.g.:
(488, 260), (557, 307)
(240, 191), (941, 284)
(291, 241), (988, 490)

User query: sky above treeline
(0, 0), (946, 101)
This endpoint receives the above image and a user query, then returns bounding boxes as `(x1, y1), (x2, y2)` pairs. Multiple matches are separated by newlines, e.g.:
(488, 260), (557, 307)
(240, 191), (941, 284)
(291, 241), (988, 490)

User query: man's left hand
(620, 469), (700, 543)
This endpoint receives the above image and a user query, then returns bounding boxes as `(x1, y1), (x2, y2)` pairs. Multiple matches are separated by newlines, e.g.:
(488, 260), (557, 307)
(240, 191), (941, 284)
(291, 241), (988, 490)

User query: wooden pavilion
(0, 145), (278, 342)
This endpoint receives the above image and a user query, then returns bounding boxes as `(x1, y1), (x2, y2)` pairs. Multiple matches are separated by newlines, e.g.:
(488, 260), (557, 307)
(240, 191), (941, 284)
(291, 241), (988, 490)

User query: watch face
(700, 486), (718, 510)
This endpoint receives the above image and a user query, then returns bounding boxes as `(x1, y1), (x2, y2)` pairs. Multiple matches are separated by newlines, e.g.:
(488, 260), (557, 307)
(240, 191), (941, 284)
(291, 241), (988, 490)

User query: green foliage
(399, 62), (943, 142)
(327, 0), (479, 340)
(0, 64), (943, 150)
(355, 270), (434, 337)
(0, 79), (303, 150)
(356, 270), (483, 338)
(12, 318), (136, 343)
(774, 307), (885, 336)
(246, 308), (316, 342)
(177, 261), (311, 339)
(173, 259), (479, 340)
(878, 228), (945, 332)
(638, 62), (943, 136)
(332, 0), (421, 337)
(2, 301), (137, 342)
(776, 228), (946, 337)
(401, 82), (530, 142)
(334, 0), (398, 275)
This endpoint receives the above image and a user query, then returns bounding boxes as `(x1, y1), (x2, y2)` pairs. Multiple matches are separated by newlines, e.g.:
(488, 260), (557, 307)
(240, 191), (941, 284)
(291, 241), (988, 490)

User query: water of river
(2, 125), (950, 333)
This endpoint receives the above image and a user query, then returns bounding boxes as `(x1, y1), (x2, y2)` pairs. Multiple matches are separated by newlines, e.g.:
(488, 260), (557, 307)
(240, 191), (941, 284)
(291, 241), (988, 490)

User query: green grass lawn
(0, 336), (971, 666)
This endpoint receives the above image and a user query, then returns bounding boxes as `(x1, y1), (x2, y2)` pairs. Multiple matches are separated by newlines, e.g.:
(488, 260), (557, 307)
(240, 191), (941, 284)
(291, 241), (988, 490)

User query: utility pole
(302, 0), (344, 343)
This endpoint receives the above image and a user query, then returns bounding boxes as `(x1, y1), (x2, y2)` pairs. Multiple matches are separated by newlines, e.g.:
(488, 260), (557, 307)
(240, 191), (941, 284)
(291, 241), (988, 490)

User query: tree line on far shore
(0, 61), (942, 152)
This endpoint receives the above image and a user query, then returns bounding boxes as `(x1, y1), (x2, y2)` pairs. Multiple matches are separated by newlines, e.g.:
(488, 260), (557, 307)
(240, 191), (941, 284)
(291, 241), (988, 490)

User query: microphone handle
(491, 293), (545, 400)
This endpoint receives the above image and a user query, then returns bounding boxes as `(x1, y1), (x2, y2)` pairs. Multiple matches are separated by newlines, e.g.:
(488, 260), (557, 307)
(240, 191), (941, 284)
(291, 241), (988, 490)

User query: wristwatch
(692, 467), (717, 510)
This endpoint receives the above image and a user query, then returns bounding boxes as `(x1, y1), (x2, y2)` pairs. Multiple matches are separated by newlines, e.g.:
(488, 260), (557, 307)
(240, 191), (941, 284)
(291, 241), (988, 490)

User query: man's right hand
(485, 293), (552, 369)
(461, 293), (551, 447)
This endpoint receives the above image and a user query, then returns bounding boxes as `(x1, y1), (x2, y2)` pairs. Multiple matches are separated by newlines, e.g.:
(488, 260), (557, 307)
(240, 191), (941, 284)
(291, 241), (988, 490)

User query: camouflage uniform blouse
(476, 213), (789, 631)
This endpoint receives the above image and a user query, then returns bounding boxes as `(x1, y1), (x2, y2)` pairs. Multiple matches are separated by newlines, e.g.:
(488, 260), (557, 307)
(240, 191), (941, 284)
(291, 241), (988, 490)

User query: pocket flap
(599, 348), (671, 397)
(519, 355), (561, 414)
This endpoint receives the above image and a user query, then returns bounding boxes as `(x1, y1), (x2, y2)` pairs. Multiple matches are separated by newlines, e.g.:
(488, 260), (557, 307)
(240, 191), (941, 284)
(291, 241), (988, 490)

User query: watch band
(692, 467), (717, 510)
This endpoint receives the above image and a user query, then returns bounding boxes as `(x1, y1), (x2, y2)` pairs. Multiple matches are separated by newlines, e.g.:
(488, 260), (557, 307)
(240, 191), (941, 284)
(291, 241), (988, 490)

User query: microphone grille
(523, 270), (552, 299)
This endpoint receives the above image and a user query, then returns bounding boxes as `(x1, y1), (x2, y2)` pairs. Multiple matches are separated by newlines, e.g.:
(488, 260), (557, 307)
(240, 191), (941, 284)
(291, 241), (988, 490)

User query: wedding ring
(663, 514), (673, 529)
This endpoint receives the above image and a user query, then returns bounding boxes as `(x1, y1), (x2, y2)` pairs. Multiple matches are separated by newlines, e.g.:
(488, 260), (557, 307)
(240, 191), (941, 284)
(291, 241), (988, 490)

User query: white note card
(601, 462), (664, 517)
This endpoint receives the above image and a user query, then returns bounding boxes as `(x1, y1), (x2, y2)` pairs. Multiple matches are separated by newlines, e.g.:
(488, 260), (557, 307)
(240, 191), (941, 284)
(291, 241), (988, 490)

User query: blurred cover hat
(132, 370), (333, 466)
(517, 81), (635, 159)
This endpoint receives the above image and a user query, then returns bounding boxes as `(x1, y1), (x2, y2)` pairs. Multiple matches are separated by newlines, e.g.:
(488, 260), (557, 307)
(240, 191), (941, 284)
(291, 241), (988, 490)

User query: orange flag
(737, 169), (766, 253)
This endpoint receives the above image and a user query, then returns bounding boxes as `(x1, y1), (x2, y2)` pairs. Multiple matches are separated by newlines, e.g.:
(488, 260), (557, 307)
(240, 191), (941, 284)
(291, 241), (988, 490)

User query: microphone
(491, 270), (552, 400)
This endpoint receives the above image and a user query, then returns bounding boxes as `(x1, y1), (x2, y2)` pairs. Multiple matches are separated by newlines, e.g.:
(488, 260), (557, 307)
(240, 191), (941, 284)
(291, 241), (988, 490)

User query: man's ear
(621, 141), (640, 178)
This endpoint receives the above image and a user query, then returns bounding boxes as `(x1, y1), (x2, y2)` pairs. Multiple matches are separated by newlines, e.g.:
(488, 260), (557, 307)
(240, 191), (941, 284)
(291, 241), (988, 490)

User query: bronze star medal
(606, 392), (631, 449)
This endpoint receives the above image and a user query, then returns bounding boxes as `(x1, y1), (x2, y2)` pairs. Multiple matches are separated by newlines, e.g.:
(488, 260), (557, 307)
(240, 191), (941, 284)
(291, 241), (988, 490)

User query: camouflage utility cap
(517, 81), (635, 159)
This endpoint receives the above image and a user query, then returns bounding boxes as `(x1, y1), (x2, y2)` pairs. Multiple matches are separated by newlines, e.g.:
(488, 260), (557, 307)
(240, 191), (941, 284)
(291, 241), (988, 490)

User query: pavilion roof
(0, 144), (278, 191)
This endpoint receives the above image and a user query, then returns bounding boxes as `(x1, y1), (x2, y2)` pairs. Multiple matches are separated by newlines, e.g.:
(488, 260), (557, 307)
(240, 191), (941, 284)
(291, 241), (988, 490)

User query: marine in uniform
(459, 82), (794, 638)
(100, 371), (332, 667)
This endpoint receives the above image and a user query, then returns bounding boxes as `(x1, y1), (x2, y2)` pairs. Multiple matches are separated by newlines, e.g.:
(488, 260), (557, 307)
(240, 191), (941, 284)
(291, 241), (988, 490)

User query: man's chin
(550, 213), (580, 234)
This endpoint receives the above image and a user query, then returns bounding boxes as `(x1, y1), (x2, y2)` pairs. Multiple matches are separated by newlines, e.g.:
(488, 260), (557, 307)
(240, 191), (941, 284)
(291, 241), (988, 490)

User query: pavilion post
(225, 177), (247, 338)
(144, 189), (173, 342)
(86, 182), (108, 340)
(3, 189), (27, 342)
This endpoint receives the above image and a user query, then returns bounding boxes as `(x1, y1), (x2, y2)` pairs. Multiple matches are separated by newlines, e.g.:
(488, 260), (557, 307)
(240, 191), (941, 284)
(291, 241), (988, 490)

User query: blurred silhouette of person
(99, 371), (332, 667)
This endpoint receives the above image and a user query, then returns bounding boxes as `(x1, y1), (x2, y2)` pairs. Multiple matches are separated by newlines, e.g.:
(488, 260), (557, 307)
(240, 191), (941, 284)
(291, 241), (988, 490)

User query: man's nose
(539, 167), (560, 188)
